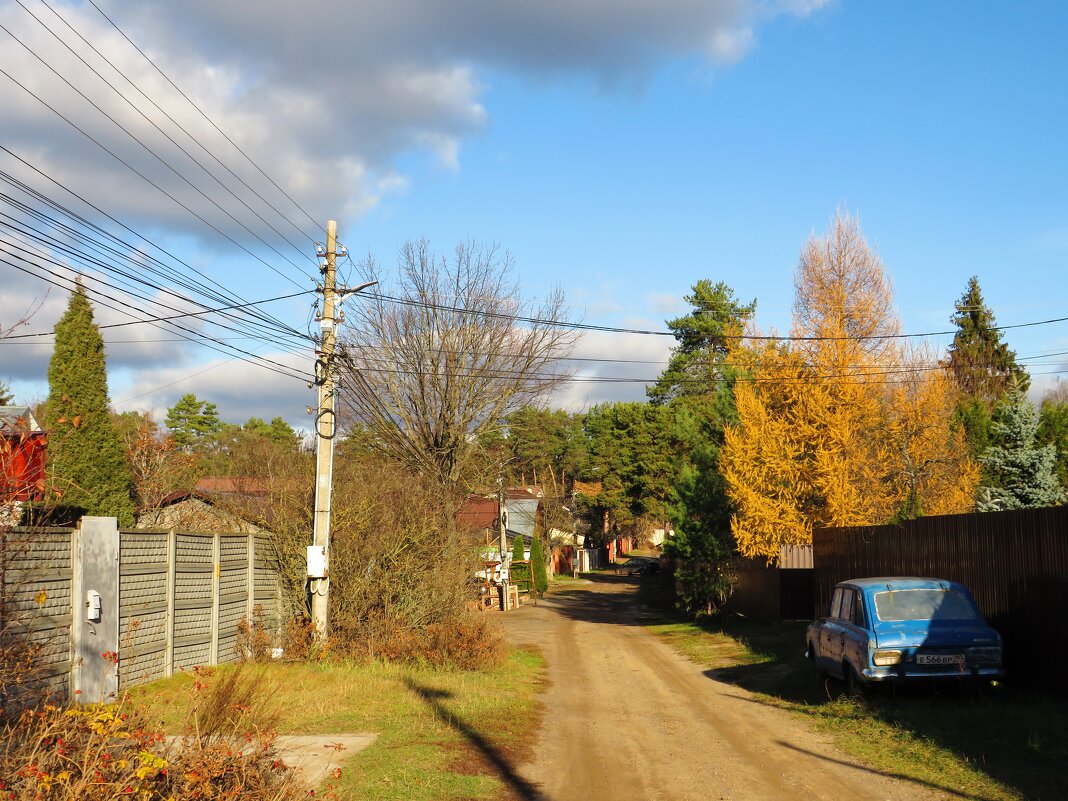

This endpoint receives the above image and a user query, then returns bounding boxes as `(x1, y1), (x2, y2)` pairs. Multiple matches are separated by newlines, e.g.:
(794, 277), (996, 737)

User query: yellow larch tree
(722, 212), (977, 560)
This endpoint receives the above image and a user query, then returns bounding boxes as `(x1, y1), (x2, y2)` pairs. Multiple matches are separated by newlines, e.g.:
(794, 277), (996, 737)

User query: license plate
(917, 654), (963, 665)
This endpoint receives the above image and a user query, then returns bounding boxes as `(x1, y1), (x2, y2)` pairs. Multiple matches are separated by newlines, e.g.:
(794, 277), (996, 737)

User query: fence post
(164, 529), (176, 678)
(70, 517), (119, 703)
(246, 531), (255, 626)
(209, 531), (220, 665)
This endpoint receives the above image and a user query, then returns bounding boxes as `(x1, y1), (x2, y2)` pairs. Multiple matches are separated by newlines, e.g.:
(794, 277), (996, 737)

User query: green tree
(44, 284), (135, 525)
(977, 390), (1065, 511)
(0, 381), (13, 406)
(165, 394), (221, 449)
(1037, 382), (1068, 492)
(530, 534), (548, 594)
(647, 280), (755, 405)
(511, 531), (526, 562)
(243, 416), (299, 447)
(664, 395), (736, 615)
(947, 277), (1028, 406)
(648, 279), (752, 614)
(579, 402), (674, 540)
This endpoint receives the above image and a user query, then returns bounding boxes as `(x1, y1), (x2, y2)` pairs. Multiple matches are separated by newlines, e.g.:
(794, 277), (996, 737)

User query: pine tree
(977, 390), (1065, 511)
(0, 380), (13, 405)
(165, 394), (221, 449)
(648, 280), (755, 405)
(45, 283), (135, 525)
(947, 277), (1028, 405)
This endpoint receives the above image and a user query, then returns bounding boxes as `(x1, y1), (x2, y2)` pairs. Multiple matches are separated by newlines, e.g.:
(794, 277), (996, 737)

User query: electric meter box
(306, 545), (327, 578)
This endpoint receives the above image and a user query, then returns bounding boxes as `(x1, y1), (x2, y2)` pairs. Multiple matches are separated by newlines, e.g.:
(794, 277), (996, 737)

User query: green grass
(646, 615), (1068, 801)
(131, 647), (546, 801)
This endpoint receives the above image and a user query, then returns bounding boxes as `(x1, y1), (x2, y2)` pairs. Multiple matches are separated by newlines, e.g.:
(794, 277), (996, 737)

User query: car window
(829, 588), (843, 618)
(839, 589), (854, 621)
(873, 589), (981, 622)
(852, 593), (866, 627)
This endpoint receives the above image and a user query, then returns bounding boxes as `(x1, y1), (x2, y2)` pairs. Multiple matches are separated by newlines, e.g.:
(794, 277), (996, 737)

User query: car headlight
(872, 649), (902, 666)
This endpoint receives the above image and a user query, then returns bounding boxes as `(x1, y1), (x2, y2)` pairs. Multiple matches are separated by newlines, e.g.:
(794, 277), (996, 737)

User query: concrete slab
(275, 733), (377, 787)
(165, 733), (377, 789)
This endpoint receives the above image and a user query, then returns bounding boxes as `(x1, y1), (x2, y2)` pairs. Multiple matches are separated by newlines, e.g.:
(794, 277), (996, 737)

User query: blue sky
(0, 0), (1065, 425)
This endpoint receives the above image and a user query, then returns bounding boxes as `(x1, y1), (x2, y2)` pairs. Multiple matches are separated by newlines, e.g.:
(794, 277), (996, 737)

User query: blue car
(806, 577), (1004, 692)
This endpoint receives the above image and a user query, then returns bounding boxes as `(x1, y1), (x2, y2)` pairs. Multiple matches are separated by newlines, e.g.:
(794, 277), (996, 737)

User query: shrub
(0, 664), (310, 800)
(530, 536), (548, 595)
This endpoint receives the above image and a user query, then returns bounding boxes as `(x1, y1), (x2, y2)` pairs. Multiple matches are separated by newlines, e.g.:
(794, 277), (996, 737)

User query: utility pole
(310, 220), (375, 638)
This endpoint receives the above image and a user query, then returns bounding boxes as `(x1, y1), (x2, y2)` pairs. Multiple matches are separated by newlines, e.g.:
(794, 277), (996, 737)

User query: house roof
(194, 477), (268, 495)
(458, 496), (497, 531)
(0, 406), (40, 433)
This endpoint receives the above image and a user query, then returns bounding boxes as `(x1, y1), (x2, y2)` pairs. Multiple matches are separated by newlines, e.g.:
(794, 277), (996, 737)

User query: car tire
(843, 661), (864, 698)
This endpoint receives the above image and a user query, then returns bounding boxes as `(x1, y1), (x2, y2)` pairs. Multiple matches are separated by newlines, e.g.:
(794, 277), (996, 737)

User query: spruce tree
(1037, 388), (1068, 491)
(45, 283), (135, 525)
(977, 390), (1065, 511)
(947, 277), (1028, 405)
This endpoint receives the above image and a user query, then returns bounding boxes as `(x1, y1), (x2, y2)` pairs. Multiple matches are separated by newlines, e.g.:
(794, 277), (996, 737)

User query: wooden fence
(813, 505), (1068, 688)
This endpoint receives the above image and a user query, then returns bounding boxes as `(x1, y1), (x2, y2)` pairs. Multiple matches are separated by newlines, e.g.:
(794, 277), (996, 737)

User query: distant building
(0, 406), (46, 526)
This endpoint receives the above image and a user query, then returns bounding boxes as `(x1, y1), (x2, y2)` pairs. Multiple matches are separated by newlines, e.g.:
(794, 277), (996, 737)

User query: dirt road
(501, 576), (939, 801)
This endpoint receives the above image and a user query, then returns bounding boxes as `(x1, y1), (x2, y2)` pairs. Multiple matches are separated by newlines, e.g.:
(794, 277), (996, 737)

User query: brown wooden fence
(813, 505), (1068, 689)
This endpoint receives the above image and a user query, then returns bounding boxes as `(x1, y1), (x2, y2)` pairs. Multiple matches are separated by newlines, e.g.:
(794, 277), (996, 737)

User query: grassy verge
(132, 646), (546, 801)
(647, 614), (1068, 801)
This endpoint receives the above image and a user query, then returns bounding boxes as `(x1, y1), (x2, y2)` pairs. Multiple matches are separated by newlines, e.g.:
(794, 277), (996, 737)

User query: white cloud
(548, 330), (672, 410)
(0, 0), (826, 247)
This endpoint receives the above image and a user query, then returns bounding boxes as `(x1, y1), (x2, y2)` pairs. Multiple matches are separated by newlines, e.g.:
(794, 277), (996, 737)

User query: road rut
(501, 577), (940, 801)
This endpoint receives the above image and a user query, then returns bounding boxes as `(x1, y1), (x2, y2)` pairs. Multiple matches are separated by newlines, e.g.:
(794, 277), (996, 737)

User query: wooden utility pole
(311, 220), (339, 637)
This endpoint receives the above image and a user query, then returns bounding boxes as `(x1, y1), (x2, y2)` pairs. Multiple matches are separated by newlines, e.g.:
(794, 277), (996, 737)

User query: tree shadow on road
(403, 677), (550, 801)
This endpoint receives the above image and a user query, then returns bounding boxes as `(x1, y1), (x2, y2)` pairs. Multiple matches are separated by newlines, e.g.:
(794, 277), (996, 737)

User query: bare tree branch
(336, 240), (577, 501)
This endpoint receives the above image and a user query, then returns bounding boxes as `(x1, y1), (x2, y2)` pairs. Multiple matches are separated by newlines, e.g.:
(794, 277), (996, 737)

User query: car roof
(837, 577), (965, 592)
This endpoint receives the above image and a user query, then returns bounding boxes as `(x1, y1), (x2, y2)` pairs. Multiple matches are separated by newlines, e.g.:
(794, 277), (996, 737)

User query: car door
(840, 589), (870, 677)
(825, 588), (854, 675)
(820, 588), (845, 672)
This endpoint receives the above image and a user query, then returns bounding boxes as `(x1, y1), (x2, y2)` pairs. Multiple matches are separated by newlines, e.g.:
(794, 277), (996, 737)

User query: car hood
(873, 621), (1000, 649)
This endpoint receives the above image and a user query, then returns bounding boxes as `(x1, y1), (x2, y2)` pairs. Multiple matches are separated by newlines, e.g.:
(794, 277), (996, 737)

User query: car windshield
(872, 589), (981, 622)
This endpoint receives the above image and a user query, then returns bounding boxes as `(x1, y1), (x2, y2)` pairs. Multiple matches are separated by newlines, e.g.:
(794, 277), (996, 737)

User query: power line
(0, 62), (312, 291)
(33, 0), (320, 247)
(13, 0), (317, 264)
(364, 292), (1068, 344)
(0, 202), (312, 350)
(0, 148), (306, 339)
(85, 0), (323, 234)
(1, 252), (312, 383)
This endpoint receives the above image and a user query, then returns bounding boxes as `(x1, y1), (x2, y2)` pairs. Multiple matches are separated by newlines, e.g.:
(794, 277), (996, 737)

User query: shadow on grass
(666, 613), (1068, 801)
(403, 677), (548, 801)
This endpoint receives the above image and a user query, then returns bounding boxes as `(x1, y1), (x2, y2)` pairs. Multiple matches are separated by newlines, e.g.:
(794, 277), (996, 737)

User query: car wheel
(843, 661), (864, 698)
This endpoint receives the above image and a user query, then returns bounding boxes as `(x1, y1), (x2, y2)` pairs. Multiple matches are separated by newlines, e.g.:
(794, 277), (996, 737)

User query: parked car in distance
(806, 577), (1003, 692)
(616, 557), (660, 576)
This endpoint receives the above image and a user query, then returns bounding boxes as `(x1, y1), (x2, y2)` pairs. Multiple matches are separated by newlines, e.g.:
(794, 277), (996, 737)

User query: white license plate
(917, 654), (963, 665)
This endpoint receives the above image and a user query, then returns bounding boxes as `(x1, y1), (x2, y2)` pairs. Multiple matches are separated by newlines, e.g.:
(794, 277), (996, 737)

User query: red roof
(457, 496), (497, 532)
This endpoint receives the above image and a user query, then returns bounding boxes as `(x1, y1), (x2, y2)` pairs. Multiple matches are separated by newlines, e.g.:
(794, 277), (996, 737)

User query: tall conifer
(45, 283), (135, 525)
(946, 277), (1028, 404)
